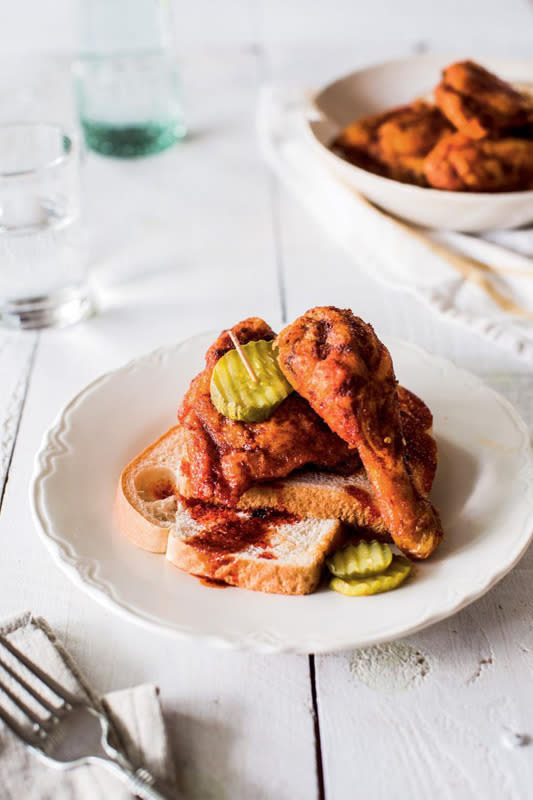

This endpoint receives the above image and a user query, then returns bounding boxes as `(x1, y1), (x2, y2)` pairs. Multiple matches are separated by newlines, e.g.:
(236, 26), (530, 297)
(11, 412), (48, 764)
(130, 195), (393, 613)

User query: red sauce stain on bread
(181, 498), (298, 560)
(343, 485), (380, 522)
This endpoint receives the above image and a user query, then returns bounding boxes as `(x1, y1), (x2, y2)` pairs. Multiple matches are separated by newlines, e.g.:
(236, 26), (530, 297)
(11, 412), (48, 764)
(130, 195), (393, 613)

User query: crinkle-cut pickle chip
(326, 540), (393, 579)
(330, 556), (412, 597)
(211, 339), (294, 422)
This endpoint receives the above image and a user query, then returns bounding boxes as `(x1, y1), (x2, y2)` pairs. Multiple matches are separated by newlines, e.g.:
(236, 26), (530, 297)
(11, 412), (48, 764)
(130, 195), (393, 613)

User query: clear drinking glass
(75, 0), (186, 158)
(0, 123), (90, 330)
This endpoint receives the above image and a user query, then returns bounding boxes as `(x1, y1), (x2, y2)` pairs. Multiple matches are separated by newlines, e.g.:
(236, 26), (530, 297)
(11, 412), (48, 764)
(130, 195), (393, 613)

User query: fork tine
(0, 656), (61, 715)
(0, 635), (78, 706)
(0, 674), (48, 732)
(0, 700), (42, 746)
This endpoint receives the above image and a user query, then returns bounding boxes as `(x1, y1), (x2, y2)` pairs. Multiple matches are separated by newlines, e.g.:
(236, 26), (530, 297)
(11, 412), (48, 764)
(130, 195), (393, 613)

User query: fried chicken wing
(178, 318), (361, 505)
(276, 307), (443, 559)
(435, 60), (533, 139)
(334, 101), (452, 186)
(424, 131), (533, 191)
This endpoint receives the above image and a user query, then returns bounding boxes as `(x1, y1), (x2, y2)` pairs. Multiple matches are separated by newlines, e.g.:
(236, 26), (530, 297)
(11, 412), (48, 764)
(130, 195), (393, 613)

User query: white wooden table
(1, 3), (533, 797)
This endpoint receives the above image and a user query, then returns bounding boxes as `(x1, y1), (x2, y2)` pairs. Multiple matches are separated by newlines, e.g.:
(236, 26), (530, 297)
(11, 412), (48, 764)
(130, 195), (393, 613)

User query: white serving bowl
(306, 54), (533, 233)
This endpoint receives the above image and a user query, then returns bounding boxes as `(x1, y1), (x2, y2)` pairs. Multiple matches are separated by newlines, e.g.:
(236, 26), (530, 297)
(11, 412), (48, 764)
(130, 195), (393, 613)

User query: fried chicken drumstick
(179, 318), (437, 524)
(435, 60), (533, 139)
(276, 307), (443, 559)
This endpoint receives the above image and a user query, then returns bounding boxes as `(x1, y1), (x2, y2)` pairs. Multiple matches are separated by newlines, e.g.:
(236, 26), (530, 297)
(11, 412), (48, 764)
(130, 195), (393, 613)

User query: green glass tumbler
(75, 0), (186, 158)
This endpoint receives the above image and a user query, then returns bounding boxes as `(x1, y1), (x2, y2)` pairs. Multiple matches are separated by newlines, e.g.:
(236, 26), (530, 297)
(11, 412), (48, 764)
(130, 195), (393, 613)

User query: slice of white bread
(231, 470), (386, 533)
(175, 431), (389, 535)
(115, 426), (345, 594)
(166, 503), (345, 594)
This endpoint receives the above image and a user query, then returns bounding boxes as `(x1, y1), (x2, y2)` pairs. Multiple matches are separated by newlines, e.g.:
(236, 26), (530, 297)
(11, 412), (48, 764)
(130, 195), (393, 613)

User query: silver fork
(0, 634), (173, 799)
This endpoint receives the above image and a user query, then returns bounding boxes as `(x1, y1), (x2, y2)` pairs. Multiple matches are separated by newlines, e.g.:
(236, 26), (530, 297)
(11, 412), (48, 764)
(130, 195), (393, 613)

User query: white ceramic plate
(306, 54), (533, 232)
(31, 334), (533, 654)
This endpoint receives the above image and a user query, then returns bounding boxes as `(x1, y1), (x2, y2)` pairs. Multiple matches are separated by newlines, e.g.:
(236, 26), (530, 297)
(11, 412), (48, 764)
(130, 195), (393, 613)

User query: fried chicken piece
(397, 385), (437, 498)
(178, 318), (361, 505)
(333, 101), (452, 186)
(276, 307), (443, 559)
(424, 132), (533, 191)
(179, 318), (436, 513)
(375, 102), (452, 160)
(335, 107), (397, 154)
(435, 60), (533, 139)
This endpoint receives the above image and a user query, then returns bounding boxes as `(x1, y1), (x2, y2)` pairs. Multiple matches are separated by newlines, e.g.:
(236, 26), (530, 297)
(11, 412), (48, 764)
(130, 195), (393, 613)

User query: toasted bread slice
(233, 469), (386, 532)
(116, 424), (397, 557)
(166, 502), (345, 594)
(115, 428), (344, 593)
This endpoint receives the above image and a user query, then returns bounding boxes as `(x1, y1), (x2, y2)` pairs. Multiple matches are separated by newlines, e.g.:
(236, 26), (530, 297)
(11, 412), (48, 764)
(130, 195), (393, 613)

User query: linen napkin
(258, 87), (533, 362)
(0, 613), (177, 799)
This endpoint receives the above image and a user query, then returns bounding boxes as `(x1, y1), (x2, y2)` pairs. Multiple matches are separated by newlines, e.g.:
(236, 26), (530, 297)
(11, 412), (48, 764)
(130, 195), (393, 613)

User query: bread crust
(115, 426), (181, 553)
(115, 483), (171, 553)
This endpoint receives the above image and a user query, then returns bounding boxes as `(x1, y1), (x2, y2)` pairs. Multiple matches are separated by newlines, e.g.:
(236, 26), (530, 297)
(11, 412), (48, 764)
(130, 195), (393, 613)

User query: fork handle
(124, 770), (170, 800)
(95, 757), (175, 799)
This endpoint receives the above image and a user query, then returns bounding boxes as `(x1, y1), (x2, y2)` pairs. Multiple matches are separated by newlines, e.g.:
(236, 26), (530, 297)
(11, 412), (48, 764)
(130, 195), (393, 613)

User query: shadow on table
(165, 710), (264, 800)
(428, 435), (482, 561)
(432, 435), (479, 527)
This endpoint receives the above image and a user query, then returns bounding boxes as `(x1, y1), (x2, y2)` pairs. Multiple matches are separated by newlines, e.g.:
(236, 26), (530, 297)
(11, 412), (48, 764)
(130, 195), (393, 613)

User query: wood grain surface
(1, 3), (532, 797)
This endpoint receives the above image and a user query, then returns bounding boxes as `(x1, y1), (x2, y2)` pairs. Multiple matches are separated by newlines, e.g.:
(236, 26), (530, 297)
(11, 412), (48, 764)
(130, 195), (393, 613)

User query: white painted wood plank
(0, 51), (318, 800)
(312, 373), (533, 800)
(0, 332), (36, 501)
(316, 564), (533, 800)
(258, 0), (533, 51)
(2, 0), (531, 55)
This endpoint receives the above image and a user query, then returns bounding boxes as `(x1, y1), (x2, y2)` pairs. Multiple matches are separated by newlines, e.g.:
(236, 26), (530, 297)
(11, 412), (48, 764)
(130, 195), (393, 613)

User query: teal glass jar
(75, 0), (186, 158)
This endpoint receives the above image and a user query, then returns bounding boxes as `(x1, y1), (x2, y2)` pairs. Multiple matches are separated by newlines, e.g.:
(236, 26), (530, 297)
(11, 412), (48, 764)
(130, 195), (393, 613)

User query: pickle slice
(329, 556), (412, 597)
(326, 540), (393, 579)
(211, 339), (293, 422)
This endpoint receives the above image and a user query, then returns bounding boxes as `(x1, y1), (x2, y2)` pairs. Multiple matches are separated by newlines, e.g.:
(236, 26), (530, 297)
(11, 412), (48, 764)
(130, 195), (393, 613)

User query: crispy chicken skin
(396, 385), (436, 498)
(435, 60), (533, 139)
(424, 132), (533, 192)
(179, 317), (437, 521)
(334, 101), (452, 186)
(178, 318), (361, 505)
(276, 307), (443, 559)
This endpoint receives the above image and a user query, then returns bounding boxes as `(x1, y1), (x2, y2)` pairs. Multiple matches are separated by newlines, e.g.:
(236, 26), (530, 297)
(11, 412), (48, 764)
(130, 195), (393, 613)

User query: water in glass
(0, 124), (90, 329)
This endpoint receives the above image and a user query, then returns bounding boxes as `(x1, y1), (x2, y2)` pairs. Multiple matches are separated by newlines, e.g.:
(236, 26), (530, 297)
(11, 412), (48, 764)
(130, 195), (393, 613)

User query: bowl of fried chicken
(307, 54), (533, 231)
